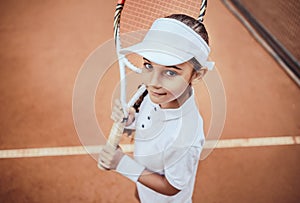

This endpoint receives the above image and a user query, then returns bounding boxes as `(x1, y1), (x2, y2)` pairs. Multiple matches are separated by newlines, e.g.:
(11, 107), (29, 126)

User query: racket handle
(107, 121), (126, 149)
(99, 85), (146, 170)
(98, 121), (125, 170)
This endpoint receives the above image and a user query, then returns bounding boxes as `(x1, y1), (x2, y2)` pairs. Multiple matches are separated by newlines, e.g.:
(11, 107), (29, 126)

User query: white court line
(0, 144), (134, 159)
(0, 136), (299, 159)
(205, 136), (300, 148)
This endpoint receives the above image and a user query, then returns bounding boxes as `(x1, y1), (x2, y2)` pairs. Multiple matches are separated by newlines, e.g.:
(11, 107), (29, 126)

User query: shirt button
(154, 107), (157, 111)
(142, 124), (145, 128)
(147, 116), (150, 120)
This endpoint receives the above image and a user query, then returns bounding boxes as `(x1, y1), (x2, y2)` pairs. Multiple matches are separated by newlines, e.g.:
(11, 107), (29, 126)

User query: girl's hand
(111, 99), (136, 126)
(98, 144), (124, 170)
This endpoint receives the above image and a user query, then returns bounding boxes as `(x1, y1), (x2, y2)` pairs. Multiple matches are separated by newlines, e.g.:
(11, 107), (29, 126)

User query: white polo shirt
(131, 90), (205, 203)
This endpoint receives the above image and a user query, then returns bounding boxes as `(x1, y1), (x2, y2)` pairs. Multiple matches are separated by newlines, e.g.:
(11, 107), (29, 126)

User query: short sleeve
(164, 146), (201, 190)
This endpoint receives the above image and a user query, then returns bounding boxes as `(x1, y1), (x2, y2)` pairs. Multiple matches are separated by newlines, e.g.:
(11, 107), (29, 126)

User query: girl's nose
(148, 70), (161, 88)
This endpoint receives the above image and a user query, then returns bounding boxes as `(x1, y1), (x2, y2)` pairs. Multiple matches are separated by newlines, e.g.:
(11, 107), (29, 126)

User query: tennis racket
(105, 0), (208, 150)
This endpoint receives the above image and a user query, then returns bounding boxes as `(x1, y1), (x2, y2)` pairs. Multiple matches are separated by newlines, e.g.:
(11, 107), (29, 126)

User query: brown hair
(165, 14), (209, 45)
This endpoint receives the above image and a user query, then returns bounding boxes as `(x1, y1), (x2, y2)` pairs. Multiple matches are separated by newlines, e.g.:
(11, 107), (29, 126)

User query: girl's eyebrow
(143, 57), (151, 62)
(167, 65), (182, 70)
(143, 57), (182, 70)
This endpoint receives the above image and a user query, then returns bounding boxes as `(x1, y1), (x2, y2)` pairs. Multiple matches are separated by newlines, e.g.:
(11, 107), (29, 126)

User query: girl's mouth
(150, 90), (167, 97)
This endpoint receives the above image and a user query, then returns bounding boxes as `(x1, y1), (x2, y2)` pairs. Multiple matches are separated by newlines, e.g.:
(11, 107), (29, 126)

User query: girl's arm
(138, 169), (180, 196)
(99, 146), (180, 196)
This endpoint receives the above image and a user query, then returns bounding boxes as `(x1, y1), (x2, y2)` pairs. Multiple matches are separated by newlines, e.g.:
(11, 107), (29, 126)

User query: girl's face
(142, 58), (203, 109)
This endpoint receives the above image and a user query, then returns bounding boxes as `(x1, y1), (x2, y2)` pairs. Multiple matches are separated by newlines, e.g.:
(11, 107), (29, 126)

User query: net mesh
(238, 0), (299, 60)
(228, 0), (300, 78)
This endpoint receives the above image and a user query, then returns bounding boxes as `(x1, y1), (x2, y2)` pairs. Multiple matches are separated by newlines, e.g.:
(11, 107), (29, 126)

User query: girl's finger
(111, 112), (119, 122)
(111, 112), (124, 122)
(113, 106), (123, 114)
(114, 99), (122, 109)
(98, 160), (110, 170)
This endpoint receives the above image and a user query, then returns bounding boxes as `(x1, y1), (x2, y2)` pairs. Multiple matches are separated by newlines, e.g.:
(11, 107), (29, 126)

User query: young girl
(98, 14), (214, 202)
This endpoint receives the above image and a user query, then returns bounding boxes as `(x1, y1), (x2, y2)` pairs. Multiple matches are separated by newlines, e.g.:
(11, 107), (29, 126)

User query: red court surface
(0, 0), (299, 202)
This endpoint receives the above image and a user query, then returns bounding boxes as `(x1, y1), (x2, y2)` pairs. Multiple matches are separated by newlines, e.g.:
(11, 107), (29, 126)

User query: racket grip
(107, 121), (126, 149)
(98, 121), (125, 170)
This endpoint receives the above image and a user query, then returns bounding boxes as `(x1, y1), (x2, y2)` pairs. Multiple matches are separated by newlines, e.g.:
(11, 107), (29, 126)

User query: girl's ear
(191, 68), (208, 85)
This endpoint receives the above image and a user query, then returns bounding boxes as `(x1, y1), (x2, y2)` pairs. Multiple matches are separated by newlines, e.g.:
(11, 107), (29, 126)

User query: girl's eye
(165, 70), (177, 77)
(143, 62), (153, 70)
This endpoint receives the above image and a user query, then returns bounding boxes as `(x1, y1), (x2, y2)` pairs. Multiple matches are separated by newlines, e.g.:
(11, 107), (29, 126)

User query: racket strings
(120, 0), (200, 33)
(118, 0), (203, 49)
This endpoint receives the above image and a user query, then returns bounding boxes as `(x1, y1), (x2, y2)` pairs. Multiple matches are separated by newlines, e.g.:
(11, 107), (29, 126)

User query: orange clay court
(0, 0), (299, 202)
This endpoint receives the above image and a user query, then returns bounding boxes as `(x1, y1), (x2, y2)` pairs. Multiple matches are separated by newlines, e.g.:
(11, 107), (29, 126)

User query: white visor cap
(120, 18), (214, 70)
